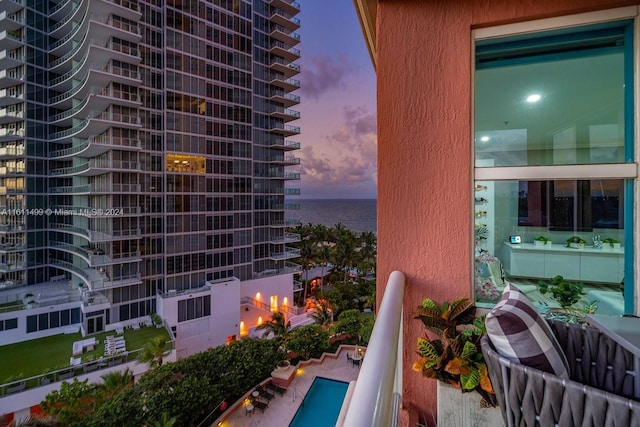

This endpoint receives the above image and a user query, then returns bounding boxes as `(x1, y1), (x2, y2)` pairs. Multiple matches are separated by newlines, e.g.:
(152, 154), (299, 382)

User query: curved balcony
(86, 228), (141, 242)
(269, 41), (300, 62)
(284, 188), (301, 195)
(88, 250), (141, 268)
(48, 181), (141, 195)
(48, 0), (74, 21)
(0, 223), (24, 233)
(0, 144), (24, 158)
(0, 243), (24, 253)
(266, 171), (300, 180)
(0, 261), (25, 272)
(0, 11), (24, 30)
(0, 30), (23, 51)
(50, 205), (141, 217)
(270, 24), (300, 45)
(0, 49), (24, 69)
(270, 9), (300, 31)
(268, 0), (300, 16)
(0, 0), (24, 16)
(49, 89), (141, 126)
(49, 135), (140, 160)
(48, 0), (87, 42)
(0, 128), (24, 143)
(50, 111), (141, 142)
(50, 35), (139, 76)
(49, 159), (141, 177)
(49, 240), (91, 264)
(269, 91), (300, 108)
(269, 123), (300, 136)
(0, 109), (23, 124)
(0, 90), (23, 109)
(269, 57), (300, 79)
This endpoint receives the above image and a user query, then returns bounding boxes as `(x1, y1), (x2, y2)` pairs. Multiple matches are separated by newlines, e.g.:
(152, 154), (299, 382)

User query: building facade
(355, 0), (640, 424)
(0, 0), (301, 348)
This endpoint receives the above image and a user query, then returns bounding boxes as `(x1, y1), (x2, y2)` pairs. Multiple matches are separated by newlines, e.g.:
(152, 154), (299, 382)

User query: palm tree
(138, 336), (170, 368)
(309, 304), (333, 329)
(331, 224), (358, 282)
(99, 368), (133, 393)
(255, 311), (291, 339)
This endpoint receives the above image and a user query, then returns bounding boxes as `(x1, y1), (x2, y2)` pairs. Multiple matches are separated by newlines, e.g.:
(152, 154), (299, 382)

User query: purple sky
(290, 1), (377, 199)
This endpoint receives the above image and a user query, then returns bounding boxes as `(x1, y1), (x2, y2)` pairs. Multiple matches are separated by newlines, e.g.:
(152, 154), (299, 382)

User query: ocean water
(291, 199), (377, 234)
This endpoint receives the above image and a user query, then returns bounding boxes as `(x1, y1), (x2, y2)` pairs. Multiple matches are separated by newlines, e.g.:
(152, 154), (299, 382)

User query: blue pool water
(288, 377), (349, 427)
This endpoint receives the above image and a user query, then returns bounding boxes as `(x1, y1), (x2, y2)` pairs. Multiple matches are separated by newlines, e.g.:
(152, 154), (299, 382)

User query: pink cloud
(299, 54), (357, 100)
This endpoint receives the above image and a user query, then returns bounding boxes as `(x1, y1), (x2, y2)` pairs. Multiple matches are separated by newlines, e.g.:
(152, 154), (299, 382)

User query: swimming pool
(289, 377), (349, 427)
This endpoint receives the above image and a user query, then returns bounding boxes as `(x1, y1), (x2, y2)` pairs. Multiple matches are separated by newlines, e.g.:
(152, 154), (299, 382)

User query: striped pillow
(485, 283), (569, 379)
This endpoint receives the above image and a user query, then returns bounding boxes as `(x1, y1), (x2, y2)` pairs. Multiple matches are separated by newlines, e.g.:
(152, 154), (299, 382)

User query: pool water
(289, 377), (349, 427)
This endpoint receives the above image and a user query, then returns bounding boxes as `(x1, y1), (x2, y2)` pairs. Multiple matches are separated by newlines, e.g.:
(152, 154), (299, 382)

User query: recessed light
(526, 94), (541, 103)
(480, 136), (490, 142)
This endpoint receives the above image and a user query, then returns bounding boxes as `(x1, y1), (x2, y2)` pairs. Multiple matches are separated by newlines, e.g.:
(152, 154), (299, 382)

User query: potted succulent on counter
(602, 237), (621, 250)
(533, 236), (552, 246)
(566, 236), (587, 249)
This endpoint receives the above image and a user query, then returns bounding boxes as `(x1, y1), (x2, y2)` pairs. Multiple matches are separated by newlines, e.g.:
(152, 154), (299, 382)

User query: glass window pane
(474, 179), (625, 315)
(475, 25), (628, 167)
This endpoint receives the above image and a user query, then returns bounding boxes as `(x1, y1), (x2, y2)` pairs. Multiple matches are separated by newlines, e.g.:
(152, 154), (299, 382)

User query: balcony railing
(340, 270), (405, 427)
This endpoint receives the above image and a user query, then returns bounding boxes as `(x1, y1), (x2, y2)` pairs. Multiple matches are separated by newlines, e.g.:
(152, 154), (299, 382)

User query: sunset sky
(291, 1), (377, 199)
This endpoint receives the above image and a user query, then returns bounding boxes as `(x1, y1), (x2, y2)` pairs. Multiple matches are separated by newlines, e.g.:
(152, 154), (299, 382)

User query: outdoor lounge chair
(251, 397), (268, 413)
(267, 381), (287, 396)
(257, 385), (275, 400)
(482, 320), (640, 427)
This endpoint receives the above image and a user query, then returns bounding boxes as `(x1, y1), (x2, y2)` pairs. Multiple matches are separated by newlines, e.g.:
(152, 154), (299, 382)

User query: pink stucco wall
(374, 1), (637, 424)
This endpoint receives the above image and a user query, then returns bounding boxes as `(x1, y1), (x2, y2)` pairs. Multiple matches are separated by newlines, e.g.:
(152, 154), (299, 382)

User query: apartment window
(473, 15), (635, 313)
(177, 295), (211, 322)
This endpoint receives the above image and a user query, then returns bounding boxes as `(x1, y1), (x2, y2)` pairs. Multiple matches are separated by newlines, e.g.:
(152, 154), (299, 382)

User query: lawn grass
(0, 326), (170, 382)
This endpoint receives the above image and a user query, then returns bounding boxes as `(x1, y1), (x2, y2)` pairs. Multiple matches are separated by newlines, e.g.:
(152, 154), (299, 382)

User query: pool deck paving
(216, 347), (361, 427)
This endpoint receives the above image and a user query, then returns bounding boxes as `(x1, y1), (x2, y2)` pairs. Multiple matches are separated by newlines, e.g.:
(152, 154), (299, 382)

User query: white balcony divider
(342, 270), (405, 427)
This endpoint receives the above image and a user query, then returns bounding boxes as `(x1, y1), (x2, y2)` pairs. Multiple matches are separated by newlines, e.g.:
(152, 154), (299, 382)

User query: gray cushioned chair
(482, 319), (640, 427)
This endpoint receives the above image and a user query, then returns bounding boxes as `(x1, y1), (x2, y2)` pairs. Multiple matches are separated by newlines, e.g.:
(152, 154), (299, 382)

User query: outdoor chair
(251, 397), (268, 413)
(482, 320), (640, 427)
(267, 381), (286, 396)
(346, 352), (353, 366)
(257, 385), (275, 400)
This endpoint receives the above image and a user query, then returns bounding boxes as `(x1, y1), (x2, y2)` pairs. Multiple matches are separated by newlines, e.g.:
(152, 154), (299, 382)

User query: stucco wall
(374, 1), (637, 424)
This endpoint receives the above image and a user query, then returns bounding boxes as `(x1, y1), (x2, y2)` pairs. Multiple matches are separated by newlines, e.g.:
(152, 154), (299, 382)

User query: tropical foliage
(137, 335), (171, 368)
(285, 324), (330, 360)
(255, 311), (291, 339)
(41, 338), (283, 426)
(412, 297), (496, 406)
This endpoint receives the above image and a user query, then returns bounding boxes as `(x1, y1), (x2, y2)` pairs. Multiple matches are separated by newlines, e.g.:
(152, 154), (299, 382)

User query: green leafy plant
(566, 236), (587, 247)
(602, 237), (620, 247)
(534, 236), (551, 243)
(412, 297), (496, 406)
(538, 275), (585, 309)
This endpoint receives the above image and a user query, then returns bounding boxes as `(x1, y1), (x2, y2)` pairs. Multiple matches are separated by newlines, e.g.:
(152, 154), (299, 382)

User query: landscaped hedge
(43, 338), (284, 427)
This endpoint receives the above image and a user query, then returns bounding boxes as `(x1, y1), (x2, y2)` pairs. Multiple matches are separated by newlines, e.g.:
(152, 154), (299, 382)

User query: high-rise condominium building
(0, 0), (302, 350)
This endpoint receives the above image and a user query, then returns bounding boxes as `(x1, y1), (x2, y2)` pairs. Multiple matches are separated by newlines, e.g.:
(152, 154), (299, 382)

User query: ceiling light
(480, 136), (490, 142)
(526, 94), (541, 103)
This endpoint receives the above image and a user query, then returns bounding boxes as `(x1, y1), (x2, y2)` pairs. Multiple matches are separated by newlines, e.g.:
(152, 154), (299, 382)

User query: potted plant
(150, 312), (163, 327)
(566, 236), (587, 249)
(537, 275), (594, 323)
(413, 297), (496, 406)
(602, 237), (621, 250)
(533, 236), (552, 246)
(275, 360), (290, 371)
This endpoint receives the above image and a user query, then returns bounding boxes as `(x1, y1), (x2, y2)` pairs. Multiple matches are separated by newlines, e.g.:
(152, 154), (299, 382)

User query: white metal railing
(341, 270), (405, 427)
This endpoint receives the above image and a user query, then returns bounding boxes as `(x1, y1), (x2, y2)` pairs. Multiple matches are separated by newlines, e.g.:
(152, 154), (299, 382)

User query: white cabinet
(503, 243), (624, 283)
